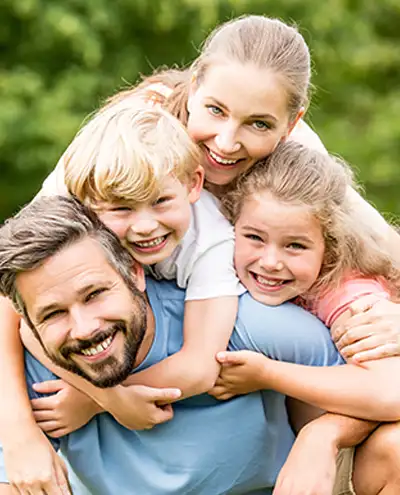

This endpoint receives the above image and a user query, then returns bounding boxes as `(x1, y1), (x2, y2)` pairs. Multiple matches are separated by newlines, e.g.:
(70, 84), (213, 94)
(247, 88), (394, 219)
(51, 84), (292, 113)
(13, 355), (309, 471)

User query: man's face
(17, 238), (148, 387)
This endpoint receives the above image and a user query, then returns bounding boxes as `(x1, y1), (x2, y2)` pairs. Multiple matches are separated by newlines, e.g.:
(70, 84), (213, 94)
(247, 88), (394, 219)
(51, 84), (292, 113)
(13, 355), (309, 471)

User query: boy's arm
(0, 297), (70, 494)
(121, 297), (237, 397)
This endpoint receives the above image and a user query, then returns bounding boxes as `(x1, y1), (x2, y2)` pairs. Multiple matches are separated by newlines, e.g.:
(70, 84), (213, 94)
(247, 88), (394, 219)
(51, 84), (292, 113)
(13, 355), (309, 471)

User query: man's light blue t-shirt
(0, 279), (343, 494)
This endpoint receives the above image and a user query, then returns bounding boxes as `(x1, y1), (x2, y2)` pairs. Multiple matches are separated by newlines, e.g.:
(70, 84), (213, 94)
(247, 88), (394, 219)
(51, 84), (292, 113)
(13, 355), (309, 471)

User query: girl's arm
(210, 349), (400, 421)
(0, 296), (71, 494)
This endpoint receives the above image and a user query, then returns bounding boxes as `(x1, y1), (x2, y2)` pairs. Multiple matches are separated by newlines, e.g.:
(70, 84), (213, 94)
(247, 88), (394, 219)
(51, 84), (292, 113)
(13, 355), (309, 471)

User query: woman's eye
(252, 120), (271, 131)
(207, 105), (223, 116)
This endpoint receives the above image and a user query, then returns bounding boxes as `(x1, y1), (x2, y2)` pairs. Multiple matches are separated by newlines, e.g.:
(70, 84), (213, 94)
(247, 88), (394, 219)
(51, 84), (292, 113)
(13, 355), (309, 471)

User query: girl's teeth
(255, 275), (285, 286)
(209, 149), (238, 165)
(136, 236), (165, 248)
(81, 336), (113, 356)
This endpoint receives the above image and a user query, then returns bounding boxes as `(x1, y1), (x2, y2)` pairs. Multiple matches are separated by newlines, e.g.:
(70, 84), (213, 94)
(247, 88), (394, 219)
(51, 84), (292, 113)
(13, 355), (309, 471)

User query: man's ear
(130, 260), (146, 292)
(286, 107), (305, 137)
(188, 165), (205, 204)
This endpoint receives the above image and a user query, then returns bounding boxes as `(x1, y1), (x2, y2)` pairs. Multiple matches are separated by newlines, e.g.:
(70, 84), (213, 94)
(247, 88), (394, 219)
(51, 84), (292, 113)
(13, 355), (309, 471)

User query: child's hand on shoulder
(209, 350), (267, 400)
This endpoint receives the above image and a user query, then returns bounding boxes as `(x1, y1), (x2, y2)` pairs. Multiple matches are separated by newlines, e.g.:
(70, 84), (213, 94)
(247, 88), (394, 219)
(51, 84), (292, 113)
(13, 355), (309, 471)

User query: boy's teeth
(255, 274), (285, 286)
(80, 336), (113, 356)
(209, 149), (238, 165)
(136, 236), (165, 248)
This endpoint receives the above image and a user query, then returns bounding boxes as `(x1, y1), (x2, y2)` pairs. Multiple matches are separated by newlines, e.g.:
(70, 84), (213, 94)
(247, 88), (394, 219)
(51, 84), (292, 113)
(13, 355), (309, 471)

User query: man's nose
(70, 307), (101, 341)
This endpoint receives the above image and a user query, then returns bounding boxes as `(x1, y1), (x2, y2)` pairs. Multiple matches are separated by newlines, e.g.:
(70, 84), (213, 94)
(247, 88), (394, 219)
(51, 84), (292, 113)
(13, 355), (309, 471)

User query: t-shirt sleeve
(313, 277), (390, 327)
(0, 351), (61, 483)
(184, 238), (246, 301)
(230, 293), (344, 368)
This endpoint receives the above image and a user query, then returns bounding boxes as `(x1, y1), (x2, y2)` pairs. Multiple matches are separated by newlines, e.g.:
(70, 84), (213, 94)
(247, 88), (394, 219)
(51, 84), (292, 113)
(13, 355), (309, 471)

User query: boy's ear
(130, 260), (146, 292)
(188, 165), (204, 204)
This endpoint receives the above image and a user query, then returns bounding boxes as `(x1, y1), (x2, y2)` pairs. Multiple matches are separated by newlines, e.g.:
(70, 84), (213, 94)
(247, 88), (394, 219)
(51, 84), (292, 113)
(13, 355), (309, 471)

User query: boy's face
(96, 173), (202, 265)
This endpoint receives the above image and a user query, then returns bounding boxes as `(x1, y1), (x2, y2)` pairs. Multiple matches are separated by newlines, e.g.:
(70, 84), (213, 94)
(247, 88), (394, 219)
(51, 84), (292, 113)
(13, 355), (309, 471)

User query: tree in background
(1, 0), (400, 221)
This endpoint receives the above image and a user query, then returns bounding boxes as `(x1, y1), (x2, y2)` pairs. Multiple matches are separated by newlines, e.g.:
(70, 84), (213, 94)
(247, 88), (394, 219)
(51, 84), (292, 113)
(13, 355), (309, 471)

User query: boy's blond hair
(64, 95), (201, 207)
(223, 141), (400, 299)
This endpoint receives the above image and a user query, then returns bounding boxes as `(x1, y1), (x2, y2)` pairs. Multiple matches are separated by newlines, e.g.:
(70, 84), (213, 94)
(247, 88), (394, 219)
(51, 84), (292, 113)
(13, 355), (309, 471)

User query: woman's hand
(332, 297), (400, 363)
(31, 380), (101, 438)
(3, 425), (71, 494)
(208, 350), (267, 400)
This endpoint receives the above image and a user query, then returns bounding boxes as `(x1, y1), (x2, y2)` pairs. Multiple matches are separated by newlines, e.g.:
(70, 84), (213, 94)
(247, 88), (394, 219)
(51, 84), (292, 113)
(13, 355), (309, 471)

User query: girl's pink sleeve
(314, 277), (390, 327)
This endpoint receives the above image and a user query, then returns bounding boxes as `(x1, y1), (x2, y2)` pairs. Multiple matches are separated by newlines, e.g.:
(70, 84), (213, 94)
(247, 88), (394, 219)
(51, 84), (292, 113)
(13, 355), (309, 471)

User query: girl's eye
(252, 120), (271, 131)
(206, 105), (223, 116)
(288, 242), (306, 250)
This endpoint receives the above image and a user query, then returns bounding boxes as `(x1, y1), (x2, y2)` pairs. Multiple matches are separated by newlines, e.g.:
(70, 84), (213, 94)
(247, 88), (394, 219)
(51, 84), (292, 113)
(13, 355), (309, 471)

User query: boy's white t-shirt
(38, 160), (243, 301)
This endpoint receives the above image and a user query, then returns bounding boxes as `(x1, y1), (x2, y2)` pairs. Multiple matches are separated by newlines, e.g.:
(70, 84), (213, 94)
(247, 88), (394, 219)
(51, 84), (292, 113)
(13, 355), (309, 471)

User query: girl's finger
(353, 342), (400, 363)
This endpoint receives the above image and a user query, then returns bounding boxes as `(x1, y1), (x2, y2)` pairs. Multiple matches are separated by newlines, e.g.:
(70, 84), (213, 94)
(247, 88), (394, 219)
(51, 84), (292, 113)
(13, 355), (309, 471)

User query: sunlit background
(1, 0), (400, 222)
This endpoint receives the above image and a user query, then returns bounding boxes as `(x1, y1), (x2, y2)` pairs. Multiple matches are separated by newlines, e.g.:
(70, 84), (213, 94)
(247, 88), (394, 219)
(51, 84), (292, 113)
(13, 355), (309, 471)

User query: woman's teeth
(80, 336), (113, 356)
(135, 236), (166, 248)
(209, 149), (239, 165)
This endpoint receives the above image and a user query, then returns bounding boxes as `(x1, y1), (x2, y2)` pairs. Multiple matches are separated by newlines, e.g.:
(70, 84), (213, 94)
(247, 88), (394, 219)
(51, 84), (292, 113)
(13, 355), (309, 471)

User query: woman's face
(187, 62), (300, 186)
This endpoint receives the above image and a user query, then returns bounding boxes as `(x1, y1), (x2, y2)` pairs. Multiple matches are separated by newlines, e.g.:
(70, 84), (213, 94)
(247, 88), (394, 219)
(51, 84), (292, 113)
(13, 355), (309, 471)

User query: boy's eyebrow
(207, 97), (278, 122)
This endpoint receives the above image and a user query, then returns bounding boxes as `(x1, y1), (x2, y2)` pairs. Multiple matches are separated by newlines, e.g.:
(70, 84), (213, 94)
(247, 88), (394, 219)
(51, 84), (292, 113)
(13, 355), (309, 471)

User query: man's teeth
(80, 336), (113, 357)
(255, 274), (285, 286)
(209, 149), (238, 165)
(135, 236), (165, 248)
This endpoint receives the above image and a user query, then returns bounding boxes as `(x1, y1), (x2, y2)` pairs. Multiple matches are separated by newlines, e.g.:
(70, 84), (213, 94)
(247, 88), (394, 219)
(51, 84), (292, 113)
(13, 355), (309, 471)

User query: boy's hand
(3, 426), (71, 494)
(31, 380), (101, 438)
(209, 350), (266, 400)
(100, 384), (182, 430)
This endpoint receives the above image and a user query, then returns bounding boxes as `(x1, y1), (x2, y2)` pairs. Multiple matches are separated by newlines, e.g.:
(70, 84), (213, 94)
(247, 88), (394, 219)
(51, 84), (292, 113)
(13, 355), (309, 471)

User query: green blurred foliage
(1, 0), (400, 221)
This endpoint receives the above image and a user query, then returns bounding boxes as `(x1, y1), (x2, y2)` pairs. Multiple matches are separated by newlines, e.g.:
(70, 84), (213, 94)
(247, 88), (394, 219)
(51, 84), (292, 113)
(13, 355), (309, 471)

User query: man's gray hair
(0, 195), (135, 320)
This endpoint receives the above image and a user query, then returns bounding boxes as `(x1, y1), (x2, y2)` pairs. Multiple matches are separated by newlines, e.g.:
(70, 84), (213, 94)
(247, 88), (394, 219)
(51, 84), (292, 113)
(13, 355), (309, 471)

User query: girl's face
(187, 62), (301, 186)
(234, 192), (325, 306)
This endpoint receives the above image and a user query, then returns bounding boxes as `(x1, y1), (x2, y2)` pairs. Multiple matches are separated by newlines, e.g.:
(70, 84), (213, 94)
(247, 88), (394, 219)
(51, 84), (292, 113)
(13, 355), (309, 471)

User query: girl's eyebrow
(206, 97), (278, 123)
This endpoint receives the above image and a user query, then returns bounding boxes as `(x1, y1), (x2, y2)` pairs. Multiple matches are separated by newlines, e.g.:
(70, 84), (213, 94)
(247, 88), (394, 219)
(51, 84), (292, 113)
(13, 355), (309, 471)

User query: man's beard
(42, 295), (147, 388)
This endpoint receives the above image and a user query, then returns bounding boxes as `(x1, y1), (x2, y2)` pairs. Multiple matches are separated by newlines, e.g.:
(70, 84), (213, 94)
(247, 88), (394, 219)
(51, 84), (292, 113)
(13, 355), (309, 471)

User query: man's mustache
(60, 321), (126, 358)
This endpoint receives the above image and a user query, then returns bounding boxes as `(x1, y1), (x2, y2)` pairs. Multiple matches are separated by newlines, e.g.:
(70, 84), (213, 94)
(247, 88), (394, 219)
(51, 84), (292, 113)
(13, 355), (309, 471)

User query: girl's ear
(287, 107), (305, 136)
(188, 165), (205, 204)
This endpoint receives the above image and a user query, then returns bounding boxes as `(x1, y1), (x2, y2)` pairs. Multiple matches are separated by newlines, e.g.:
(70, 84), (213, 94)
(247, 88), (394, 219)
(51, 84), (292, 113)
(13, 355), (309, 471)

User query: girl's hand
(332, 297), (400, 363)
(31, 380), (101, 438)
(208, 350), (266, 400)
(3, 426), (71, 494)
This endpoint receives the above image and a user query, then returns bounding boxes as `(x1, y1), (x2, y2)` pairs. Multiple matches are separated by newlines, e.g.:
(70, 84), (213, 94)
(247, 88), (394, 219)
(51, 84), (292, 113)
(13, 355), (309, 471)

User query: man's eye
(42, 310), (64, 322)
(86, 289), (106, 302)
(206, 105), (223, 116)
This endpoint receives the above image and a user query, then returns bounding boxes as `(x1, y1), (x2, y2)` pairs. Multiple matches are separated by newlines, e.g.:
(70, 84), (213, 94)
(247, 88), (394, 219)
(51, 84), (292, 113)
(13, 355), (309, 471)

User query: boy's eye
(252, 120), (271, 131)
(206, 105), (223, 116)
(244, 233), (263, 242)
(153, 196), (172, 206)
(107, 206), (132, 213)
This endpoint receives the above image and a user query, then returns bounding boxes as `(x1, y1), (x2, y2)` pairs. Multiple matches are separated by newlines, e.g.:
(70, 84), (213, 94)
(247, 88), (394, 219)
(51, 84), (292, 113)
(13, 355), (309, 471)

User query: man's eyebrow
(207, 97), (278, 122)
